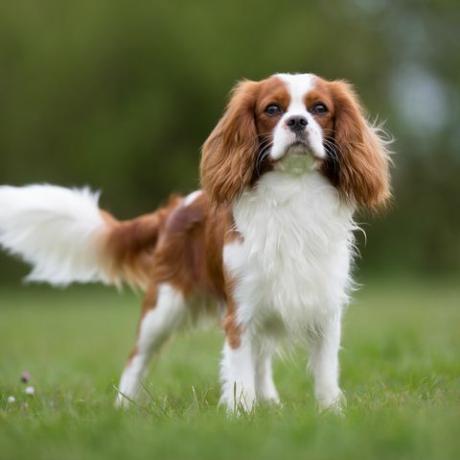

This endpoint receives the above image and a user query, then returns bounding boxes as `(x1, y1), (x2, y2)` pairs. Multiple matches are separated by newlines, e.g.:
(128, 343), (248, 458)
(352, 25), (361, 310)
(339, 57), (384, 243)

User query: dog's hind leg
(115, 283), (187, 408)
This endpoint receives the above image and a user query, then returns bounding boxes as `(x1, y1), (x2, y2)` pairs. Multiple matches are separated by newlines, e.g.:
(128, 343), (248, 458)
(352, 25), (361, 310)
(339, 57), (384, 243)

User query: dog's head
(201, 73), (391, 210)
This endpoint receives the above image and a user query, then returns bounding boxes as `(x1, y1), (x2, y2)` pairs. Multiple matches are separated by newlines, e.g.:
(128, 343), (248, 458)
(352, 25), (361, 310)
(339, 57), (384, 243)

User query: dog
(0, 73), (391, 412)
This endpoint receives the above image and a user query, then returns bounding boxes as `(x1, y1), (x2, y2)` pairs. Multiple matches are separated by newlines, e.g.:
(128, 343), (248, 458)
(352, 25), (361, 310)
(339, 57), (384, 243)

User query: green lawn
(0, 278), (459, 460)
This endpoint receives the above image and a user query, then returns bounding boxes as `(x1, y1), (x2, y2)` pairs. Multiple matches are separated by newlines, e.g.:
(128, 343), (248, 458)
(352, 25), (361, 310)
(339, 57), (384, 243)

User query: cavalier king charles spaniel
(0, 73), (391, 413)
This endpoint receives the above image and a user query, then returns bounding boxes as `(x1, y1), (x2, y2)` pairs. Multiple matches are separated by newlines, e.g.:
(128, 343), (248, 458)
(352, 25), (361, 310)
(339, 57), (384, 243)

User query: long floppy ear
(328, 81), (391, 210)
(200, 80), (259, 205)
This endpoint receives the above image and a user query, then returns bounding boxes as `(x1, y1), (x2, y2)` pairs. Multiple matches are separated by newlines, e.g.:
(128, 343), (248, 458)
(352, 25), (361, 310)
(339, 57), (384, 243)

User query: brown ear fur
(329, 81), (391, 210)
(200, 80), (259, 205)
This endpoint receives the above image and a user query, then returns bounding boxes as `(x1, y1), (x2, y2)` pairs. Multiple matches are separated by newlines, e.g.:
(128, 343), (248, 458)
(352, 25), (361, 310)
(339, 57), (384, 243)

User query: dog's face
(201, 73), (391, 209)
(255, 74), (328, 163)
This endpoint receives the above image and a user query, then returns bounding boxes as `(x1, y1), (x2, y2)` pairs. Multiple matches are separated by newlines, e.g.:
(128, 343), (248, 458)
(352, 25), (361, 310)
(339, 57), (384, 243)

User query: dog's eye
(265, 104), (282, 116)
(311, 102), (328, 115)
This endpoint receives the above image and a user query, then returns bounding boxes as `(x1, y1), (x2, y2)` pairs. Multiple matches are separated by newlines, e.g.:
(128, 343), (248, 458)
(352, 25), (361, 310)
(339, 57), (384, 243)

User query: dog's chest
(224, 172), (355, 334)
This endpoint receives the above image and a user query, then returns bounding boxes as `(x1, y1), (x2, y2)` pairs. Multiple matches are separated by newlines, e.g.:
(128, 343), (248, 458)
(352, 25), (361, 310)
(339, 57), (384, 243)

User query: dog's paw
(114, 392), (134, 409)
(316, 389), (346, 415)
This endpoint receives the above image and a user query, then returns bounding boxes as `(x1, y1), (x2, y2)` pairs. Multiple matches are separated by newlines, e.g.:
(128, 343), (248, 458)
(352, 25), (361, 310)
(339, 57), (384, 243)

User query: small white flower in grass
(24, 386), (35, 396)
(7, 396), (16, 403)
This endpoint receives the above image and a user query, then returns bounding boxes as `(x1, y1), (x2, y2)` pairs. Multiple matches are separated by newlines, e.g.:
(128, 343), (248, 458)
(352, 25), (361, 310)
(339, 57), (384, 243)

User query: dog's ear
(328, 80), (391, 210)
(200, 80), (259, 206)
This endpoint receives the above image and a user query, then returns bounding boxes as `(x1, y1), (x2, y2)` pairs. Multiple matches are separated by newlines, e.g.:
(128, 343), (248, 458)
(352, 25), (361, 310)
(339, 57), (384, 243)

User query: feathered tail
(0, 184), (173, 289)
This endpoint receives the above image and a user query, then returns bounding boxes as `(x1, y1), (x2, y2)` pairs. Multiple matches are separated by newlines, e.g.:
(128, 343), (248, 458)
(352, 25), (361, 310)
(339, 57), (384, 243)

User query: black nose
(286, 115), (308, 132)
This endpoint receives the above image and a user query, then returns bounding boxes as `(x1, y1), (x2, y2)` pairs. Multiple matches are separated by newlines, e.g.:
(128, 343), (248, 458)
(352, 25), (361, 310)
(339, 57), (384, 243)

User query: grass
(0, 277), (459, 460)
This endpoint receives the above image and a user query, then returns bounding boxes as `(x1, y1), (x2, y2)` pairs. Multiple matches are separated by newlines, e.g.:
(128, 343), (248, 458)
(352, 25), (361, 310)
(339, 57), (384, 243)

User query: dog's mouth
(287, 140), (311, 155)
(276, 144), (320, 174)
(255, 137), (325, 178)
(287, 136), (325, 159)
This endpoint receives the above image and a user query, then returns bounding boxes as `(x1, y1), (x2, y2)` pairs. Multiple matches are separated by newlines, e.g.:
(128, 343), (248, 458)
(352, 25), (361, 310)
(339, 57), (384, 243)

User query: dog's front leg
(308, 311), (344, 413)
(254, 345), (280, 405)
(219, 330), (257, 414)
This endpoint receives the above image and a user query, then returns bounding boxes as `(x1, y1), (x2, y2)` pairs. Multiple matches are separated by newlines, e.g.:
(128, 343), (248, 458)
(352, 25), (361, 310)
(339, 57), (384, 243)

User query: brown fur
(150, 193), (230, 298)
(102, 195), (182, 288)
(201, 80), (261, 206)
(103, 192), (234, 301)
(200, 77), (291, 205)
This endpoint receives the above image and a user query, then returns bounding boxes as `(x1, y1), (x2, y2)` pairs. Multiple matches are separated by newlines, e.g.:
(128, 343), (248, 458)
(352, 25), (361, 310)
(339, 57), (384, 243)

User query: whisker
(322, 137), (341, 179)
(255, 141), (273, 177)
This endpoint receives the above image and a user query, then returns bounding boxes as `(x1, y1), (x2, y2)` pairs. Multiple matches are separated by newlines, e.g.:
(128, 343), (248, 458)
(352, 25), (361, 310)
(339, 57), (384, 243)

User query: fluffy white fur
(0, 184), (109, 286)
(222, 169), (355, 411)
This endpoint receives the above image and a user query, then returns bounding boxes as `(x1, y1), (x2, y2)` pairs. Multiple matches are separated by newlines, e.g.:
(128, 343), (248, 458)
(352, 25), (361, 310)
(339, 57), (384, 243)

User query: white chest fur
(224, 171), (356, 338)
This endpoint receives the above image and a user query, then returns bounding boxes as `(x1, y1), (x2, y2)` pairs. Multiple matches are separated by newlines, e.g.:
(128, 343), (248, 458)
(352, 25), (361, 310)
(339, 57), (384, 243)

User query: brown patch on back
(103, 187), (246, 349)
(151, 192), (232, 299)
(142, 191), (244, 347)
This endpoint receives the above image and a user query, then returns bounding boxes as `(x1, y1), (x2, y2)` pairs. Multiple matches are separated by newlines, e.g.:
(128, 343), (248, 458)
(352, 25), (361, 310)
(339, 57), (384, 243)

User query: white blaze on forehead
(275, 73), (316, 112)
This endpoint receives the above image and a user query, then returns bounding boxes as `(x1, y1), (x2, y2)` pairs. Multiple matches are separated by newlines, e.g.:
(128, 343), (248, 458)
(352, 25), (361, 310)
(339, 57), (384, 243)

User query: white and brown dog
(0, 73), (391, 412)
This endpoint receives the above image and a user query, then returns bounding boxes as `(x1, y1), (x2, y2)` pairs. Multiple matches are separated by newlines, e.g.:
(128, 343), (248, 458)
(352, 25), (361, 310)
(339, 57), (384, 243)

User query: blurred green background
(1, 0), (459, 281)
